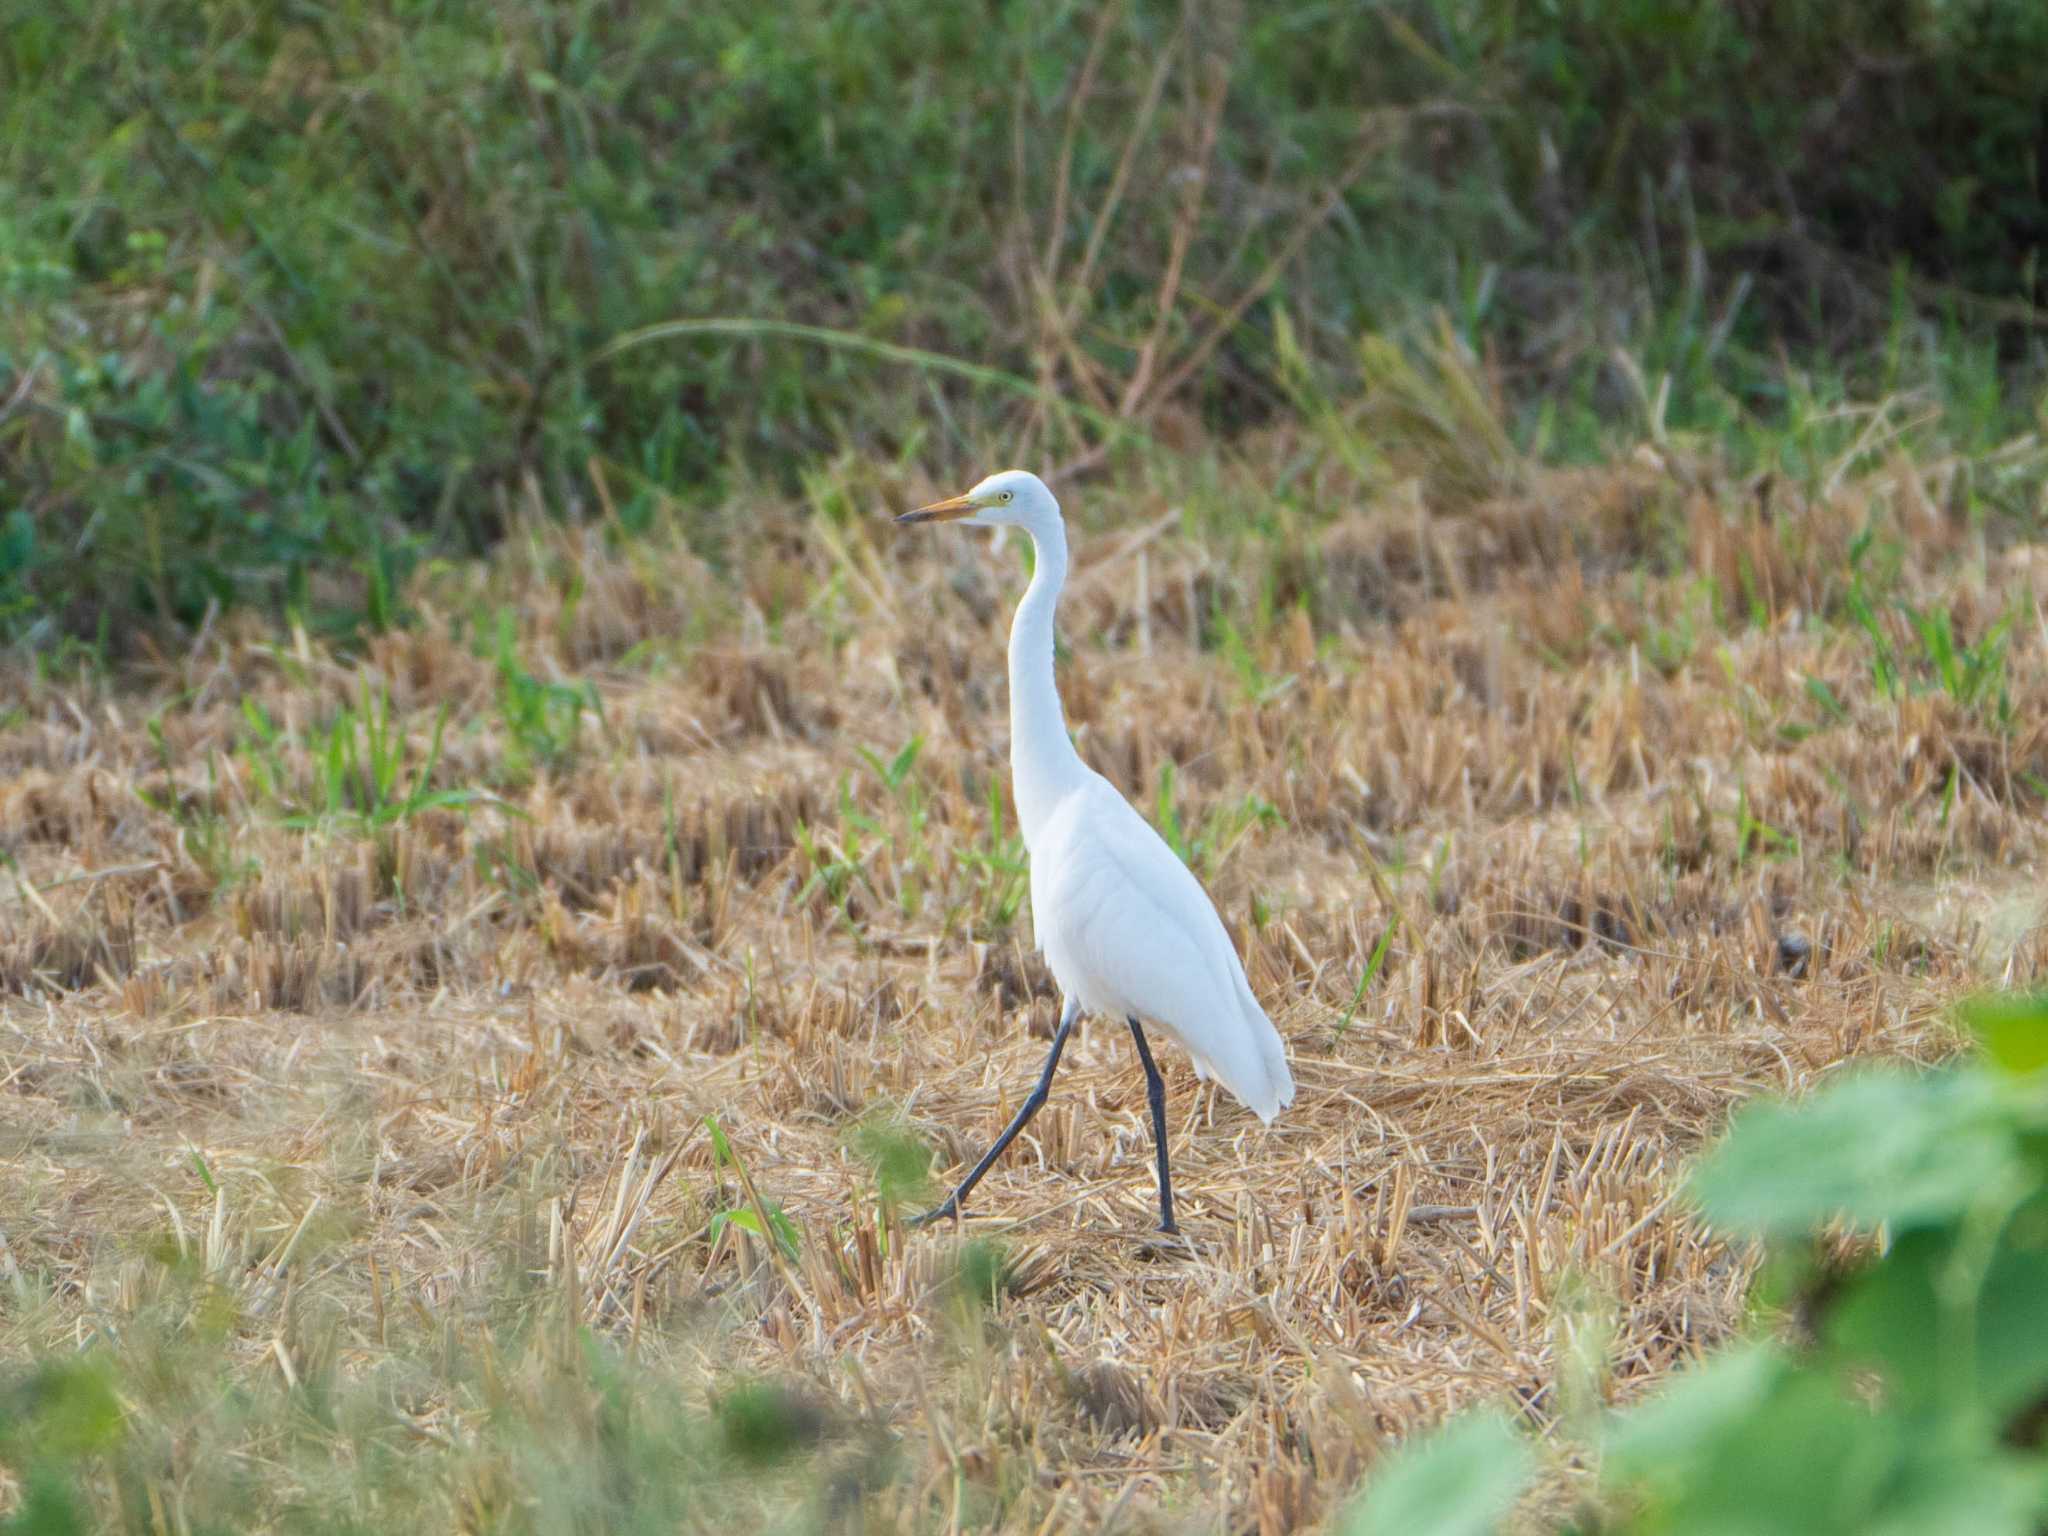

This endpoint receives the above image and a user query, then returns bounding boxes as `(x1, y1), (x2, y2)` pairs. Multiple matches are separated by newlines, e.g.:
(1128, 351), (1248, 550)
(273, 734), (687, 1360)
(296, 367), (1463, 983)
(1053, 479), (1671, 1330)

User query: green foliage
(956, 775), (1030, 937)
(1966, 992), (2048, 1077)
(0, 0), (1359, 637)
(1844, 530), (2018, 726)
(491, 613), (602, 786)
(793, 818), (856, 919)
(853, 735), (932, 917)
(0, 1468), (85, 1536)
(272, 683), (492, 835)
(1215, 614), (1298, 706)
(1154, 760), (1283, 878)
(704, 1114), (802, 1260)
(1334, 915), (1399, 1038)
(1154, 762), (1193, 865)
(793, 781), (881, 926)
(705, 1203), (801, 1260)
(8, 0), (2047, 641)
(949, 1237), (1018, 1314)
(1340, 1411), (1532, 1536)
(0, 1173), (754, 1531)
(0, 1360), (125, 1463)
(135, 716), (255, 889)
(847, 1111), (936, 1219)
(1340, 988), (2048, 1535)
(796, 736), (977, 928)
(1686, 1067), (2028, 1237)
(1600, 1341), (2044, 1535)
(1729, 782), (1798, 869)
(713, 1380), (826, 1467)
(1399, 0), (2048, 298)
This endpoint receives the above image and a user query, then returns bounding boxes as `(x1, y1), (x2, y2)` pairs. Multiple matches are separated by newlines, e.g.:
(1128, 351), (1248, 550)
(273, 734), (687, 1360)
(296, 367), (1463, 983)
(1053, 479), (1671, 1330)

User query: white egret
(896, 470), (1294, 1233)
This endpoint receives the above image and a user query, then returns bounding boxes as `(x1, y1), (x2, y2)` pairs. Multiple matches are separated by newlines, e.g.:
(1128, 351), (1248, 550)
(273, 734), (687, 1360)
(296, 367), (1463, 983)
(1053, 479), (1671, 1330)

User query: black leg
(912, 998), (1079, 1227)
(1127, 1017), (1178, 1234)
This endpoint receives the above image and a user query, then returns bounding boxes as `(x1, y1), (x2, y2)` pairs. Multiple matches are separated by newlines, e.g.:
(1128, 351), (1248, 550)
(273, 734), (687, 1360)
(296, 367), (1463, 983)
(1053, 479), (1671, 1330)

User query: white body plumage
(1028, 777), (1294, 1121)
(903, 469), (1295, 1127)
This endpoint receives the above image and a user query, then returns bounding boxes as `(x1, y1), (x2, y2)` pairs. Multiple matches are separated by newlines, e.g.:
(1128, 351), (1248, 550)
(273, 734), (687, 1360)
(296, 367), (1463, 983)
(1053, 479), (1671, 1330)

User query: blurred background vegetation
(4, 0), (2046, 643)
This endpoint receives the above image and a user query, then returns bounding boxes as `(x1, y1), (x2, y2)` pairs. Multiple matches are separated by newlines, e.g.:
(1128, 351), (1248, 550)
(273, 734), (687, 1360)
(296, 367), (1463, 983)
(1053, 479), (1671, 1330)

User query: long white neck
(1007, 517), (1087, 848)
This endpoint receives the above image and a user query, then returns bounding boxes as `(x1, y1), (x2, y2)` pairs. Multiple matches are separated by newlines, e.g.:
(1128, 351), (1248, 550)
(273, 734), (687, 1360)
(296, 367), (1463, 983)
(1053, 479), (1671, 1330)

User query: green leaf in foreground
(1687, 1068), (2023, 1237)
(1602, 1342), (2048, 1536)
(1823, 1198), (2048, 1422)
(1339, 1411), (1532, 1536)
(1959, 990), (2048, 1078)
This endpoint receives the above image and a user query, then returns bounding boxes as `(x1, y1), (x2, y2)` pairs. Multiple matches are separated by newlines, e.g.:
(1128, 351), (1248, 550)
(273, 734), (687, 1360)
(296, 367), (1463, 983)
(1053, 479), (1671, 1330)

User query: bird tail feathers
(1210, 977), (1294, 1125)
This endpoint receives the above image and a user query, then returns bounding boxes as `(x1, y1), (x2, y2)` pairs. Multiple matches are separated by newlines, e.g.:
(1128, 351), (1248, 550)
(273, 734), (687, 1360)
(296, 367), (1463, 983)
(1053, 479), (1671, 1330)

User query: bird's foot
(1137, 1224), (1192, 1259)
(908, 1198), (961, 1230)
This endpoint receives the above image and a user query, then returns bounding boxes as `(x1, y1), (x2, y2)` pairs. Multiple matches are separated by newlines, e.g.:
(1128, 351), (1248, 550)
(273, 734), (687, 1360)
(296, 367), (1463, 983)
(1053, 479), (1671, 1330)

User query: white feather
(931, 469), (1296, 1124)
(1032, 776), (1295, 1121)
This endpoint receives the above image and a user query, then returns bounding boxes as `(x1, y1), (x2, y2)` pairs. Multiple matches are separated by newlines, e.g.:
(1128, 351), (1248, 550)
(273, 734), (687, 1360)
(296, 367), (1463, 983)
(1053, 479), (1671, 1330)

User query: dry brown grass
(3, 446), (2045, 1532)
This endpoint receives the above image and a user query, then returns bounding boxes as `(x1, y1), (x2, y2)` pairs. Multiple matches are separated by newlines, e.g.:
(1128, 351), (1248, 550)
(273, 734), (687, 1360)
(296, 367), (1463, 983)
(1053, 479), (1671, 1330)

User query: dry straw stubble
(1, 443), (2044, 1531)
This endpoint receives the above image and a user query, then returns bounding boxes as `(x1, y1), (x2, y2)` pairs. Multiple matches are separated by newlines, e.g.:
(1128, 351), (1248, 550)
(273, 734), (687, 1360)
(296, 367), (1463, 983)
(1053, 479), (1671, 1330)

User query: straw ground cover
(3, 432), (2046, 1532)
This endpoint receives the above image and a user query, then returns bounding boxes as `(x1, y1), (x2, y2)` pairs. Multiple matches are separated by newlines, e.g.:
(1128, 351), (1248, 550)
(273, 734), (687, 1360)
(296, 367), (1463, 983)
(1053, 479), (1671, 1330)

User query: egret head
(896, 469), (1058, 532)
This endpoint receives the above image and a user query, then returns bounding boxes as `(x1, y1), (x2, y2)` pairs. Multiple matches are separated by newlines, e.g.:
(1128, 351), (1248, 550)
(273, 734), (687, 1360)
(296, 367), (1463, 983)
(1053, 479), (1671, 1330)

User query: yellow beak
(895, 492), (979, 526)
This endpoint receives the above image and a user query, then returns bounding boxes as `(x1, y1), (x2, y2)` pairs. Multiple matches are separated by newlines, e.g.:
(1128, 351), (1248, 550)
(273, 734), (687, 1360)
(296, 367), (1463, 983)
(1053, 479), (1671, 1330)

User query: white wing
(1030, 774), (1295, 1122)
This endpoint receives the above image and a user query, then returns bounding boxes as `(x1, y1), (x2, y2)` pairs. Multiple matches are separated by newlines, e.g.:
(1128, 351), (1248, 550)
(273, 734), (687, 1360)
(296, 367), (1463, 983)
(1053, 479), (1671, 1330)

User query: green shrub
(6, 0), (2045, 640)
(1342, 989), (2048, 1535)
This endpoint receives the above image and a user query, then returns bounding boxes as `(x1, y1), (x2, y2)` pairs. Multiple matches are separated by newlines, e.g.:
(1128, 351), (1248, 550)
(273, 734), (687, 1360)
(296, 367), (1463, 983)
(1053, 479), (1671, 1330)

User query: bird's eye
(1001, 491), (1014, 502)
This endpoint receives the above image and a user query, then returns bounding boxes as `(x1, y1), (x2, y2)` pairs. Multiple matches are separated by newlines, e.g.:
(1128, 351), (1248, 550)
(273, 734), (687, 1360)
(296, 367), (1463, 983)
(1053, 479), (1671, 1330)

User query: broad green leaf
(1689, 1068), (2022, 1237)
(711, 1208), (760, 1241)
(1601, 1342), (1784, 1484)
(1959, 991), (2048, 1078)
(1340, 1411), (1532, 1536)
(1604, 1344), (2042, 1536)
(1861, 1457), (2047, 1536)
(1826, 1194), (2048, 1423)
(708, 1204), (800, 1259)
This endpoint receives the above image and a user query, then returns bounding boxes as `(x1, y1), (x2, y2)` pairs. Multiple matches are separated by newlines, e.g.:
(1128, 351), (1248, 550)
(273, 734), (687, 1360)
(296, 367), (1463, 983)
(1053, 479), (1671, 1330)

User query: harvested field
(4, 450), (2045, 1531)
